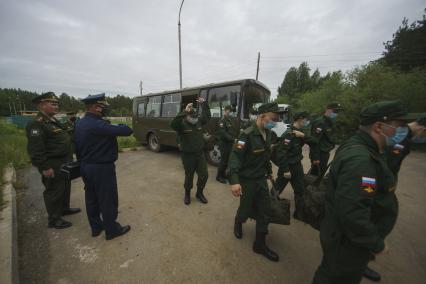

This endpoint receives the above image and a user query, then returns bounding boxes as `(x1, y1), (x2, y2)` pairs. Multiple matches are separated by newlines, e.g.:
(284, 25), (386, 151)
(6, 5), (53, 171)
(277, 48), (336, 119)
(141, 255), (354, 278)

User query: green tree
(383, 9), (426, 71)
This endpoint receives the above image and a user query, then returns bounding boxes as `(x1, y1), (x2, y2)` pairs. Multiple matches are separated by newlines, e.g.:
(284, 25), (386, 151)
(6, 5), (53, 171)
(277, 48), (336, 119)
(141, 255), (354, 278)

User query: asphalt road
(17, 147), (426, 284)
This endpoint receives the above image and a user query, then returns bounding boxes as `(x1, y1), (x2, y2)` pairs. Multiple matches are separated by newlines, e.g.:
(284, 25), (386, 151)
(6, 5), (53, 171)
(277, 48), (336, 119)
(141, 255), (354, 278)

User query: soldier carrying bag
(60, 161), (81, 181)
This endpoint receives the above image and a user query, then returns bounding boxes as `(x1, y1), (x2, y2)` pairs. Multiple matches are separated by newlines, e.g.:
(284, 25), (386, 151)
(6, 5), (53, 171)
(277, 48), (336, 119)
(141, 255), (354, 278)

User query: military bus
(132, 79), (270, 166)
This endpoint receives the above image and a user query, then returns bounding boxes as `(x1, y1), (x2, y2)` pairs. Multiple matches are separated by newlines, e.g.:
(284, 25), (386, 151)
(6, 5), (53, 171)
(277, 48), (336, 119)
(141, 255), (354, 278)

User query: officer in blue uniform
(74, 93), (134, 240)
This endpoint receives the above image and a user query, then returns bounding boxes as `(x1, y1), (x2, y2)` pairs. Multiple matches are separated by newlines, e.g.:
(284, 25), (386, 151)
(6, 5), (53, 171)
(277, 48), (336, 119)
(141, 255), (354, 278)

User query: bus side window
(137, 102), (146, 117)
(146, 96), (161, 117)
(162, 93), (181, 117)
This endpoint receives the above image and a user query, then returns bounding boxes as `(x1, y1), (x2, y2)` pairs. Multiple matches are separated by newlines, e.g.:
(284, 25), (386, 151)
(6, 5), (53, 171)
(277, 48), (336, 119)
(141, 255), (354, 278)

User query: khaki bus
(132, 79), (271, 166)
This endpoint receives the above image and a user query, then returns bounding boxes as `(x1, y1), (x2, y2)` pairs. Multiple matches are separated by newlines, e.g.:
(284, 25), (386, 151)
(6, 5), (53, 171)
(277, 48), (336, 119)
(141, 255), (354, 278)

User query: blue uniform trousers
(81, 163), (120, 235)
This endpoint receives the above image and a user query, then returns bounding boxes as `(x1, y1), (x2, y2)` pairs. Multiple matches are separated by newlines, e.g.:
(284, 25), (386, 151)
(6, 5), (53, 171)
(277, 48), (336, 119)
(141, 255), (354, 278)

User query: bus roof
(138, 79), (270, 98)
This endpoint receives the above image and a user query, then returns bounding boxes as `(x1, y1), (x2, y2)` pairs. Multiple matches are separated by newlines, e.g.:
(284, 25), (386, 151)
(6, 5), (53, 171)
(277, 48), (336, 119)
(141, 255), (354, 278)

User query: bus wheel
(148, 133), (162, 152)
(206, 143), (221, 167)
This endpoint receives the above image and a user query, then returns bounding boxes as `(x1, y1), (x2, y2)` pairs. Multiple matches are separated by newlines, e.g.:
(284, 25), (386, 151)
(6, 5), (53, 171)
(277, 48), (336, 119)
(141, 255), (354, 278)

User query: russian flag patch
(362, 177), (376, 188)
(236, 140), (246, 150)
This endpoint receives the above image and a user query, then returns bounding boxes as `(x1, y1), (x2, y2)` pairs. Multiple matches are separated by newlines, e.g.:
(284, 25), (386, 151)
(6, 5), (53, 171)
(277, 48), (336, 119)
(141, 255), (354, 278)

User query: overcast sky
(0, 0), (424, 98)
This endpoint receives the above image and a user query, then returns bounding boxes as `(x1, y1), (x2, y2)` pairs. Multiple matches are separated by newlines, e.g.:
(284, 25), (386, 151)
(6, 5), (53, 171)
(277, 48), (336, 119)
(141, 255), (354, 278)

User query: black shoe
(106, 225), (131, 240)
(216, 176), (227, 184)
(364, 266), (381, 282)
(92, 228), (104, 237)
(184, 189), (191, 205)
(234, 219), (243, 239)
(48, 219), (72, 229)
(196, 191), (208, 204)
(252, 232), (279, 262)
(62, 207), (81, 216)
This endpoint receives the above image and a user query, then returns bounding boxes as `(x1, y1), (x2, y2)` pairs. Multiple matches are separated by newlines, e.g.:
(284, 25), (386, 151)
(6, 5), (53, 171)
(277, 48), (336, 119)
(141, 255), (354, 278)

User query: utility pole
(178, 0), (185, 89)
(256, 51), (260, 80)
(139, 81), (143, 95)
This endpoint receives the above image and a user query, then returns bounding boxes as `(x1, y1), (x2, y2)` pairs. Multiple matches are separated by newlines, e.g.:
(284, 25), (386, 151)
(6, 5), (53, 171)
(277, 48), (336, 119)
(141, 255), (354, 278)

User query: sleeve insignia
(361, 177), (377, 195)
(235, 140), (246, 150)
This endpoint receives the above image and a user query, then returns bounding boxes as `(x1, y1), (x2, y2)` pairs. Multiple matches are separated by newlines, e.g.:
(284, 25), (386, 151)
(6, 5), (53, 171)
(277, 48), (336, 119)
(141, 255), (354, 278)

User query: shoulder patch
(235, 140), (246, 150)
(315, 127), (322, 133)
(283, 138), (291, 145)
(361, 177), (376, 196)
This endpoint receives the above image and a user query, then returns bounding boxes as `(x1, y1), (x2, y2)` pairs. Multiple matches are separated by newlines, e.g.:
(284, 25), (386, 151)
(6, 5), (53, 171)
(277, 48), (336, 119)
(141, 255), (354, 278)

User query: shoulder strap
(243, 126), (254, 135)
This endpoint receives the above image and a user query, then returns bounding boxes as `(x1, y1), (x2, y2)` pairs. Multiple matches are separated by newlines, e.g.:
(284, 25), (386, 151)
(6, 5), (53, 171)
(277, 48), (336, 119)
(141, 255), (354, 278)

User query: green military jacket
(310, 115), (336, 152)
(26, 112), (73, 171)
(321, 131), (397, 253)
(228, 122), (273, 185)
(170, 103), (211, 153)
(275, 125), (319, 172)
(217, 116), (239, 145)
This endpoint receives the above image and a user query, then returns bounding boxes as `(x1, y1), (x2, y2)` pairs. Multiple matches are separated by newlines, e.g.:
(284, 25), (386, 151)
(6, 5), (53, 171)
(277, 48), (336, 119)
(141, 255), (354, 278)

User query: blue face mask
(412, 135), (426, 144)
(328, 112), (337, 120)
(264, 121), (277, 130)
(384, 126), (409, 146)
(303, 120), (311, 127)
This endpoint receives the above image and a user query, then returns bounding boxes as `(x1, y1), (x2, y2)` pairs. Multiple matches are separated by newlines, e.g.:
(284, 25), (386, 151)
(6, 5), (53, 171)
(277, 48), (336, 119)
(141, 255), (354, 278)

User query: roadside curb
(0, 164), (19, 284)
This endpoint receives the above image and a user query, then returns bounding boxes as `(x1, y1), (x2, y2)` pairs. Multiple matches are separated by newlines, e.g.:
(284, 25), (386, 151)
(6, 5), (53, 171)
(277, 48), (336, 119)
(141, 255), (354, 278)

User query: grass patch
(0, 119), (30, 206)
(117, 135), (139, 151)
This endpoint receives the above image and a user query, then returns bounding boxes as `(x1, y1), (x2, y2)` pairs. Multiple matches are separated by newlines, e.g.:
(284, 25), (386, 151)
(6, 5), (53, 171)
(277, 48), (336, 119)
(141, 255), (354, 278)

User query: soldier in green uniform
(229, 102), (280, 262)
(313, 101), (415, 284)
(309, 103), (344, 176)
(275, 111), (319, 220)
(171, 97), (211, 205)
(363, 114), (425, 282)
(216, 105), (239, 184)
(26, 92), (80, 229)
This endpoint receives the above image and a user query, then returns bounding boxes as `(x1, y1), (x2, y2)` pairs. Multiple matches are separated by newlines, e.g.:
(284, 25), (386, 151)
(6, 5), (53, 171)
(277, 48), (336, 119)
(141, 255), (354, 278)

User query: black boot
(48, 218), (72, 229)
(364, 266), (381, 282)
(196, 189), (208, 204)
(293, 196), (304, 221)
(216, 170), (227, 184)
(252, 232), (279, 262)
(234, 218), (243, 239)
(184, 188), (191, 205)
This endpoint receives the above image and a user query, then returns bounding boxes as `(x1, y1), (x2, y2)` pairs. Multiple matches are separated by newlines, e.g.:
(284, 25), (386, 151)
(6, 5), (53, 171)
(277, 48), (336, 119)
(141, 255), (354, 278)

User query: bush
(0, 120), (30, 184)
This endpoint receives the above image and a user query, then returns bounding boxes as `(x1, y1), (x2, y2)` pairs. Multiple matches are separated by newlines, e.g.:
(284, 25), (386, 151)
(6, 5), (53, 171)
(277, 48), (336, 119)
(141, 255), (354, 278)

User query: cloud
(0, 0), (424, 98)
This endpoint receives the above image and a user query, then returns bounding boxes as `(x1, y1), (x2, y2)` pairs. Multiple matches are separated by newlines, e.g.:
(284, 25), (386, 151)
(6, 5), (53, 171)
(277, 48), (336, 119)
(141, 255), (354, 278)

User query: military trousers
(39, 157), (70, 223)
(81, 163), (121, 235)
(217, 143), (232, 178)
(236, 178), (271, 234)
(181, 151), (208, 191)
(310, 151), (331, 176)
(312, 238), (371, 284)
(276, 161), (305, 197)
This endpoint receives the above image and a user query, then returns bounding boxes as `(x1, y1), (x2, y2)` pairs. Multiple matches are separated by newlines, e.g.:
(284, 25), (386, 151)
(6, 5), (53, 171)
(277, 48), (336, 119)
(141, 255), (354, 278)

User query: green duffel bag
(269, 180), (291, 225)
(302, 174), (329, 230)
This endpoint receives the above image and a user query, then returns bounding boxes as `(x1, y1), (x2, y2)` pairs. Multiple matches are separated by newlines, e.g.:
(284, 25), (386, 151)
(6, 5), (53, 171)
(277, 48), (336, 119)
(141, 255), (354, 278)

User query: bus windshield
(241, 85), (270, 118)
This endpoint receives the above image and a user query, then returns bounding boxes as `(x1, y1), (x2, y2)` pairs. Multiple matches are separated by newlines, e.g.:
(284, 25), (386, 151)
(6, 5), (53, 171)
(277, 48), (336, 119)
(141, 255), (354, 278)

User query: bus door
(133, 97), (147, 143)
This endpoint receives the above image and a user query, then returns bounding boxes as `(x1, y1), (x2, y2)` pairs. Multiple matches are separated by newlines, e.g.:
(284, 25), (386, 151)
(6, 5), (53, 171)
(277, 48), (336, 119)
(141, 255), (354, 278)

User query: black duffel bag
(60, 161), (81, 180)
(249, 179), (291, 225)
